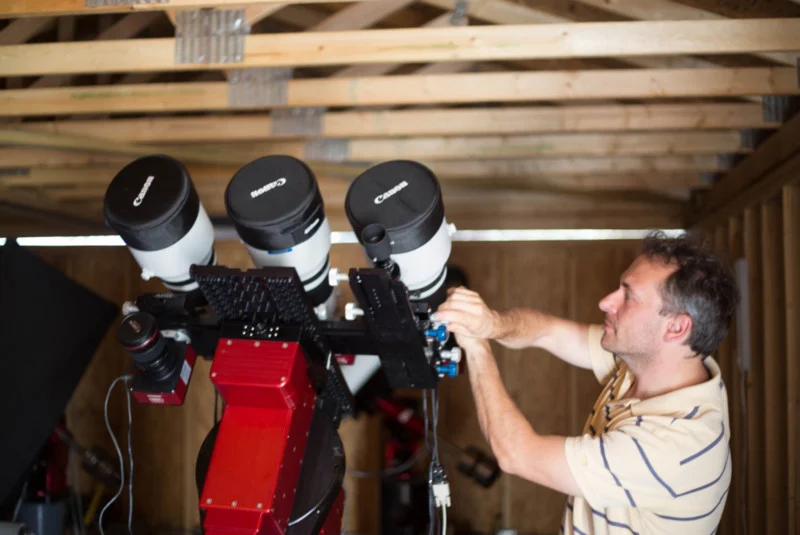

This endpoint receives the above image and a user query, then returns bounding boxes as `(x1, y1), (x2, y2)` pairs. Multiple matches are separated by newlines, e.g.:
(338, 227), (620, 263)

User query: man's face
(597, 255), (677, 361)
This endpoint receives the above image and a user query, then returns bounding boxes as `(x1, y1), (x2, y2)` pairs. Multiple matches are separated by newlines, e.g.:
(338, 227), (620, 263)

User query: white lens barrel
(103, 155), (216, 292)
(345, 160), (452, 303)
(225, 155), (334, 306)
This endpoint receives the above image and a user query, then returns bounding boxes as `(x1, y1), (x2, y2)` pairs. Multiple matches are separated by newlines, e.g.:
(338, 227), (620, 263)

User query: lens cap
(103, 155), (200, 251)
(345, 160), (445, 254)
(225, 155), (325, 250)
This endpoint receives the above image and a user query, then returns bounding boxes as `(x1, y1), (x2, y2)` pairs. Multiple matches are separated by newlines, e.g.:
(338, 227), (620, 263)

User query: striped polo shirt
(562, 324), (731, 535)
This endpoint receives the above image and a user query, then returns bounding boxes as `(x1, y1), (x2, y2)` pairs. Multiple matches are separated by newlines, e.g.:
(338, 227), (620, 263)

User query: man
(434, 231), (738, 534)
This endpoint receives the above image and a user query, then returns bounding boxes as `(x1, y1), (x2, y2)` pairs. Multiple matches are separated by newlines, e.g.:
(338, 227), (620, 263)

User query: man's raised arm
(434, 287), (593, 370)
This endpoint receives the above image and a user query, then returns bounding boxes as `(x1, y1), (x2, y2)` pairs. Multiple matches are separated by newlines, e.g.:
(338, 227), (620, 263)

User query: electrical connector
(432, 480), (451, 508)
(430, 463), (451, 508)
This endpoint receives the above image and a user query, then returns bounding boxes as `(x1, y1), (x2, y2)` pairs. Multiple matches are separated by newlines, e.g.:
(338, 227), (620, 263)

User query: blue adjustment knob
(436, 361), (458, 378)
(426, 325), (448, 343)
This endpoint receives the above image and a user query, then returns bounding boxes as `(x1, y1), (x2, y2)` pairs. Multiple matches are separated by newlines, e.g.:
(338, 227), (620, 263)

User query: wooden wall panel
(784, 185), (800, 535)
(761, 198), (788, 535)
(714, 224), (735, 535)
(727, 216), (745, 535)
(437, 243), (506, 534)
(743, 207), (767, 535)
(502, 245), (573, 532)
(567, 245), (638, 440)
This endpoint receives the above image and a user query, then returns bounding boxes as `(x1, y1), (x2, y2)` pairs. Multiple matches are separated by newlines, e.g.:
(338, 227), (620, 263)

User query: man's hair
(641, 230), (739, 356)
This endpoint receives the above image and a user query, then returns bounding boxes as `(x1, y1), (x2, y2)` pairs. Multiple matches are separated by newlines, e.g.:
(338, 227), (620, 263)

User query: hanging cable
(98, 374), (133, 535)
(126, 376), (134, 535)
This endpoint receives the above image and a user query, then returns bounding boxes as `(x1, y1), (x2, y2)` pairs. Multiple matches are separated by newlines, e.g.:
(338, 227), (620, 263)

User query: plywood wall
(703, 184), (800, 535)
(37, 239), (651, 535)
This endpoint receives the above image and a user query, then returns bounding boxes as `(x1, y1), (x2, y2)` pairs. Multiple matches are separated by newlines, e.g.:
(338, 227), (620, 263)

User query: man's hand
(434, 287), (501, 341)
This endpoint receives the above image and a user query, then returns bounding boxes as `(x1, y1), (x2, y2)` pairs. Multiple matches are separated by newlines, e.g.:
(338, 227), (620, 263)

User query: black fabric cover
(0, 241), (117, 504)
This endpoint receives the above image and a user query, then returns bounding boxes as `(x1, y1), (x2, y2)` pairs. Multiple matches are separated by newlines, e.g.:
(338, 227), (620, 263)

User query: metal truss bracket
(717, 153), (743, 169)
(271, 107), (327, 137)
(304, 139), (350, 162)
(86, 0), (169, 6)
(228, 67), (294, 108)
(450, 0), (469, 26)
(174, 8), (248, 65)
(762, 94), (800, 123)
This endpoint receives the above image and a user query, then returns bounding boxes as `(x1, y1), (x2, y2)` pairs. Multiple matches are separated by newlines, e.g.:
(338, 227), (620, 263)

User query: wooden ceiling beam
(0, 128), (358, 177)
(0, 0), (349, 19)
(0, 185), (104, 230)
(692, 110), (800, 227)
(18, 103), (774, 142)
(195, 130), (749, 160)
(575, 0), (798, 66)
(417, 0), (750, 71)
(0, 155), (726, 182)
(3, 68), (797, 117)
(0, 17), (56, 45)
(0, 128), (749, 163)
(334, 11), (469, 78)
(29, 12), (162, 89)
(2, 19), (800, 77)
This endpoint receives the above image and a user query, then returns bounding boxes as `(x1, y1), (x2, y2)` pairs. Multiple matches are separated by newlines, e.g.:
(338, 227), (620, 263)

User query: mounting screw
(206, 498), (213, 504)
(226, 340), (232, 346)
(282, 343), (288, 349)
(211, 372), (217, 378)
(254, 341), (260, 347)
(280, 376), (286, 382)
(231, 501), (237, 507)
(257, 502), (263, 509)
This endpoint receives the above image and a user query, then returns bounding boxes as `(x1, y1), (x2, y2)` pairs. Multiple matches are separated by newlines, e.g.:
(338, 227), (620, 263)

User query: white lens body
(246, 217), (332, 292)
(389, 218), (452, 296)
(128, 204), (215, 291)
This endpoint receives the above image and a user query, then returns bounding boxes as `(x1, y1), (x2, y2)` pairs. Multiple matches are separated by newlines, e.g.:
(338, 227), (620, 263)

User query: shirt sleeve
(563, 419), (726, 511)
(587, 324), (617, 384)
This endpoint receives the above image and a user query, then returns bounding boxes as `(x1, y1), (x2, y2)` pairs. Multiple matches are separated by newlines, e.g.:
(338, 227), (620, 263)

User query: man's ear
(664, 313), (692, 344)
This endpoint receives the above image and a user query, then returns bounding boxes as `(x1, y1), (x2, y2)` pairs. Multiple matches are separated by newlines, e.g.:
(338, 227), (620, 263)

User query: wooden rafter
(0, 129), (748, 164)
(16, 103), (775, 142)
(692, 111), (800, 227)
(2, 68), (797, 117)
(575, 0), (798, 66)
(29, 12), (163, 89)
(2, 20), (799, 76)
(0, 185), (104, 230)
(172, 130), (749, 160)
(0, 17), (55, 45)
(0, 0), (351, 18)
(0, 128), (359, 177)
(0, 165), (709, 194)
(0, 154), (728, 178)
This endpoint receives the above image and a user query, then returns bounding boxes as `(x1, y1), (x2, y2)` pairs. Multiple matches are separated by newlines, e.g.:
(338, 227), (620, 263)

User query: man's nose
(599, 289), (620, 314)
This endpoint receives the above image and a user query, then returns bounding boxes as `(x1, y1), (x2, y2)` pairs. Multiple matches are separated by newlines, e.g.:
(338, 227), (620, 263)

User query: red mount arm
(198, 337), (344, 535)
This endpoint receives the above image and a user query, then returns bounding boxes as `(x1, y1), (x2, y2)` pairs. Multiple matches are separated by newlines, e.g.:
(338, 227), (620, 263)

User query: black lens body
(118, 312), (178, 381)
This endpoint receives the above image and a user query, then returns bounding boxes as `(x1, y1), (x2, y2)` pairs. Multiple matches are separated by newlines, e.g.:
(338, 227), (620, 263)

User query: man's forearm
(465, 341), (539, 472)
(493, 308), (552, 349)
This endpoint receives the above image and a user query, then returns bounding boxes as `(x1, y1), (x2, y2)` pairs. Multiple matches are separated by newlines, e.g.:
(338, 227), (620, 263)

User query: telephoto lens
(103, 155), (216, 292)
(225, 155), (334, 309)
(117, 311), (177, 381)
(345, 160), (453, 305)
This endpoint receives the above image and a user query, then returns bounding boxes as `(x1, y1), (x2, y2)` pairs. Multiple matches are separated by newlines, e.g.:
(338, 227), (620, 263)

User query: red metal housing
(200, 338), (317, 534)
(131, 345), (197, 405)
